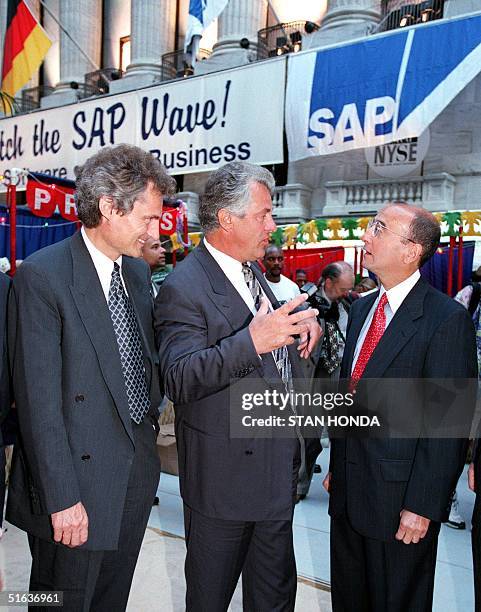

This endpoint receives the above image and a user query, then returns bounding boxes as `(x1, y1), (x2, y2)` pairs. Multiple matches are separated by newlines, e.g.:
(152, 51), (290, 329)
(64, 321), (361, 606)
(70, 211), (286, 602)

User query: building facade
(0, 0), (480, 229)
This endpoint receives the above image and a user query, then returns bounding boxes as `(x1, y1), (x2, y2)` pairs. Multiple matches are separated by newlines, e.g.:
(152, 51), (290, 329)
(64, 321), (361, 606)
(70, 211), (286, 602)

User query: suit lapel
(68, 232), (134, 443)
(342, 291), (377, 378)
(361, 278), (426, 379)
(194, 244), (282, 383)
(194, 243), (253, 332)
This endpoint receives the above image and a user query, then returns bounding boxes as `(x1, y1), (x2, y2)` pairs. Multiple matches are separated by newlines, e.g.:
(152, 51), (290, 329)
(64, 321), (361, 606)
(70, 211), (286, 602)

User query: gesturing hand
(248, 293), (318, 355)
(297, 316), (323, 359)
(395, 509), (430, 544)
(51, 501), (89, 548)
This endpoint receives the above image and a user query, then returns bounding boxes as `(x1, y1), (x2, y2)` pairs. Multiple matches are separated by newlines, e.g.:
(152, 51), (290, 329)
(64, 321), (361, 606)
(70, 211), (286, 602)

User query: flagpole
(36, 0), (99, 71)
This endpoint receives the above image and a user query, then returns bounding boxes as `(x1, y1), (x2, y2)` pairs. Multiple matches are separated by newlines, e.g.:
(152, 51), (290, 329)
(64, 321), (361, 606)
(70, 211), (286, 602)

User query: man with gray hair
(7, 144), (176, 610)
(155, 161), (321, 611)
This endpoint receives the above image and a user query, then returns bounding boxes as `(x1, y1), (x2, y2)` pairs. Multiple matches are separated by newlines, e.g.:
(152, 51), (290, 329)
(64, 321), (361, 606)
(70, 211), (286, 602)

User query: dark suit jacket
(329, 277), (477, 542)
(6, 231), (161, 550)
(155, 242), (301, 522)
(0, 272), (11, 446)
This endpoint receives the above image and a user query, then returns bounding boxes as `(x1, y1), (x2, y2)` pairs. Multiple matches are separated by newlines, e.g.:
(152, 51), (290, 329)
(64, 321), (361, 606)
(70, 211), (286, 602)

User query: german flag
(1, 0), (52, 98)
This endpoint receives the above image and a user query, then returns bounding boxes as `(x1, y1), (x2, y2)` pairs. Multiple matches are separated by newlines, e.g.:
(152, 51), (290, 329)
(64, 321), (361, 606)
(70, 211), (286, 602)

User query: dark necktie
(108, 262), (150, 424)
(242, 263), (292, 391)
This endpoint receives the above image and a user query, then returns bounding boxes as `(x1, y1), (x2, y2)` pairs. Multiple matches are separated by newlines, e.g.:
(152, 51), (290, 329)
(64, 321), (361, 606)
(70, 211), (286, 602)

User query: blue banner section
(0, 206), (76, 260)
(292, 13), (481, 158)
(398, 16), (481, 125)
(308, 33), (407, 145)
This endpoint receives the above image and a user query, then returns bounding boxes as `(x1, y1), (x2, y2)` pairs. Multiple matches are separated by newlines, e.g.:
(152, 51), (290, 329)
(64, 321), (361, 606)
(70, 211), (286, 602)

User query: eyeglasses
(366, 218), (416, 244)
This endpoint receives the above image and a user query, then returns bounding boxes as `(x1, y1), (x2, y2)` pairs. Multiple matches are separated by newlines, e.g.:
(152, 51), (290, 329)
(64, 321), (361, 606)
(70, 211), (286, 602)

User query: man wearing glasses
(324, 203), (477, 611)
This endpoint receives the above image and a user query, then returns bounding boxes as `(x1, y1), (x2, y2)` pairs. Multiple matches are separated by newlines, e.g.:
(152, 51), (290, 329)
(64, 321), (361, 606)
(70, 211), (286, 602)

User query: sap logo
(308, 96), (397, 152)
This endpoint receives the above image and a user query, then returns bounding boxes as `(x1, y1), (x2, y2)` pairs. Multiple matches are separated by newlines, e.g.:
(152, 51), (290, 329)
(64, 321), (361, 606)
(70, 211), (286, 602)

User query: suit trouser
(472, 518), (481, 611)
(0, 446), (5, 528)
(183, 505), (297, 612)
(28, 418), (160, 612)
(330, 513), (440, 612)
(296, 436), (322, 496)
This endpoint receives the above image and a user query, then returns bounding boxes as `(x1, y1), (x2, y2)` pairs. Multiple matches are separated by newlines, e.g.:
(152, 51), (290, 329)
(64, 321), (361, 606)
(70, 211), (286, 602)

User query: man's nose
(266, 215), (277, 233)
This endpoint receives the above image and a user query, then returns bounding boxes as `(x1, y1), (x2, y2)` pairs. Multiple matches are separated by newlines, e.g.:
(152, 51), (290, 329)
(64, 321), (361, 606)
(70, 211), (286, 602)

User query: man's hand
(298, 317), (322, 359)
(323, 471), (331, 493)
(469, 462), (476, 492)
(249, 294), (318, 355)
(395, 509), (430, 544)
(51, 501), (89, 548)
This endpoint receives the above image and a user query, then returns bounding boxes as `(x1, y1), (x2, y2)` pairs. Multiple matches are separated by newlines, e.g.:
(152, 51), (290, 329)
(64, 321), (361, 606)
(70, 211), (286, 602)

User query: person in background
(354, 277), (377, 295)
(447, 279), (481, 532)
(263, 244), (300, 304)
(0, 272), (10, 539)
(296, 262), (355, 501)
(142, 236), (170, 298)
(295, 269), (308, 289)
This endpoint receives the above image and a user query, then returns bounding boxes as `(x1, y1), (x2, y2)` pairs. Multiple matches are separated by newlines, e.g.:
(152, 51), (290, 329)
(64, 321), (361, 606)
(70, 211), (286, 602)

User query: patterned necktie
(242, 263), (292, 390)
(350, 292), (388, 390)
(108, 262), (151, 424)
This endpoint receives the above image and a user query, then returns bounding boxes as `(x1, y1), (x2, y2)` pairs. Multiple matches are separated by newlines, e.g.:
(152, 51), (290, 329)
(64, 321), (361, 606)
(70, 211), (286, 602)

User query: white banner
(0, 58), (286, 191)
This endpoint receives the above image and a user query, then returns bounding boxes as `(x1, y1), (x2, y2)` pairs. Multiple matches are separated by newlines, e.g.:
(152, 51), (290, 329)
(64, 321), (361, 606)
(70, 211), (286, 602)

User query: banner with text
(0, 58), (286, 192)
(286, 14), (481, 160)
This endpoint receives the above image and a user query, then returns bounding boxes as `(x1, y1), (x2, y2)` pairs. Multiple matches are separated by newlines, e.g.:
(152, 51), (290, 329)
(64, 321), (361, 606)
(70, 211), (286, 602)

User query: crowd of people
(0, 144), (479, 611)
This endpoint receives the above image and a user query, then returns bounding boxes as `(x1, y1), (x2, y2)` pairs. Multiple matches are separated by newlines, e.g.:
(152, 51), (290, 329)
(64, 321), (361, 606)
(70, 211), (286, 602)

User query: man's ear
(404, 242), (423, 266)
(98, 196), (115, 220)
(217, 208), (233, 232)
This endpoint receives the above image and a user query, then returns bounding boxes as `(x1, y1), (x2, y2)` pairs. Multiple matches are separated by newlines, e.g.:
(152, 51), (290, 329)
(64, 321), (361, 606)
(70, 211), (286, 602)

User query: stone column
(110, 0), (176, 93)
(41, 0), (60, 89)
(102, 0), (131, 71)
(307, 0), (381, 48)
(41, 0), (102, 108)
(196, 0), (266, 75)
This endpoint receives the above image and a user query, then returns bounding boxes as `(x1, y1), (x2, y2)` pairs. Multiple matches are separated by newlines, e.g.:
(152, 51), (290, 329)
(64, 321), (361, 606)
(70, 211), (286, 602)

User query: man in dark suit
(7, 144), (176, 611)
(324, 203), (477, 611)
(155, 161), (321, 611)
(0, 271), (10, 536)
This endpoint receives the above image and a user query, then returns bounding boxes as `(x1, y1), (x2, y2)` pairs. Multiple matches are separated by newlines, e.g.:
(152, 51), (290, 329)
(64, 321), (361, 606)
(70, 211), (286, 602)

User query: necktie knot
(378, 292), (388, 311)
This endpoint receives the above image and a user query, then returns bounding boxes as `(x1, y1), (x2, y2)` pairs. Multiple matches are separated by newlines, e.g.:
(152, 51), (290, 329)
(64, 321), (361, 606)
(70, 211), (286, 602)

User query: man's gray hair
(320, 261), (353, 284)
(75, 144), (176, 228)
(199, 161), (275, 233)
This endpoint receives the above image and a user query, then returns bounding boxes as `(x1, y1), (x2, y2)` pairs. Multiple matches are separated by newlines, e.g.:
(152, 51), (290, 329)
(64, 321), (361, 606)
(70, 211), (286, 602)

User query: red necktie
(350, 293), (388, 390)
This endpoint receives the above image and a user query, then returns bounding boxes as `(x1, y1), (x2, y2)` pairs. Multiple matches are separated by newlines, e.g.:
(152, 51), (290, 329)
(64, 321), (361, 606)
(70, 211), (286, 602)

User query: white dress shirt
(204, 238), (261, 315)
(351, 270), (420, 372)
(81, 227), (125, 301)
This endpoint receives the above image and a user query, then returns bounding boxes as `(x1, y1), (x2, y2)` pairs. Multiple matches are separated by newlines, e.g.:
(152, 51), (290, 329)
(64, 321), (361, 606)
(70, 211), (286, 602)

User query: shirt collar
(204, 237), (244, 274)
(381, 270), (420, 315)
(320, 285), (332, 306)
(81, 226), (122, 271)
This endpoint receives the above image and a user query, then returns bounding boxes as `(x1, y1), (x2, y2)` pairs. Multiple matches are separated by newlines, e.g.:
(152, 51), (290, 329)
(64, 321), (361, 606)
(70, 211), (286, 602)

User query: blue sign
(287, 14), (481, 158)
